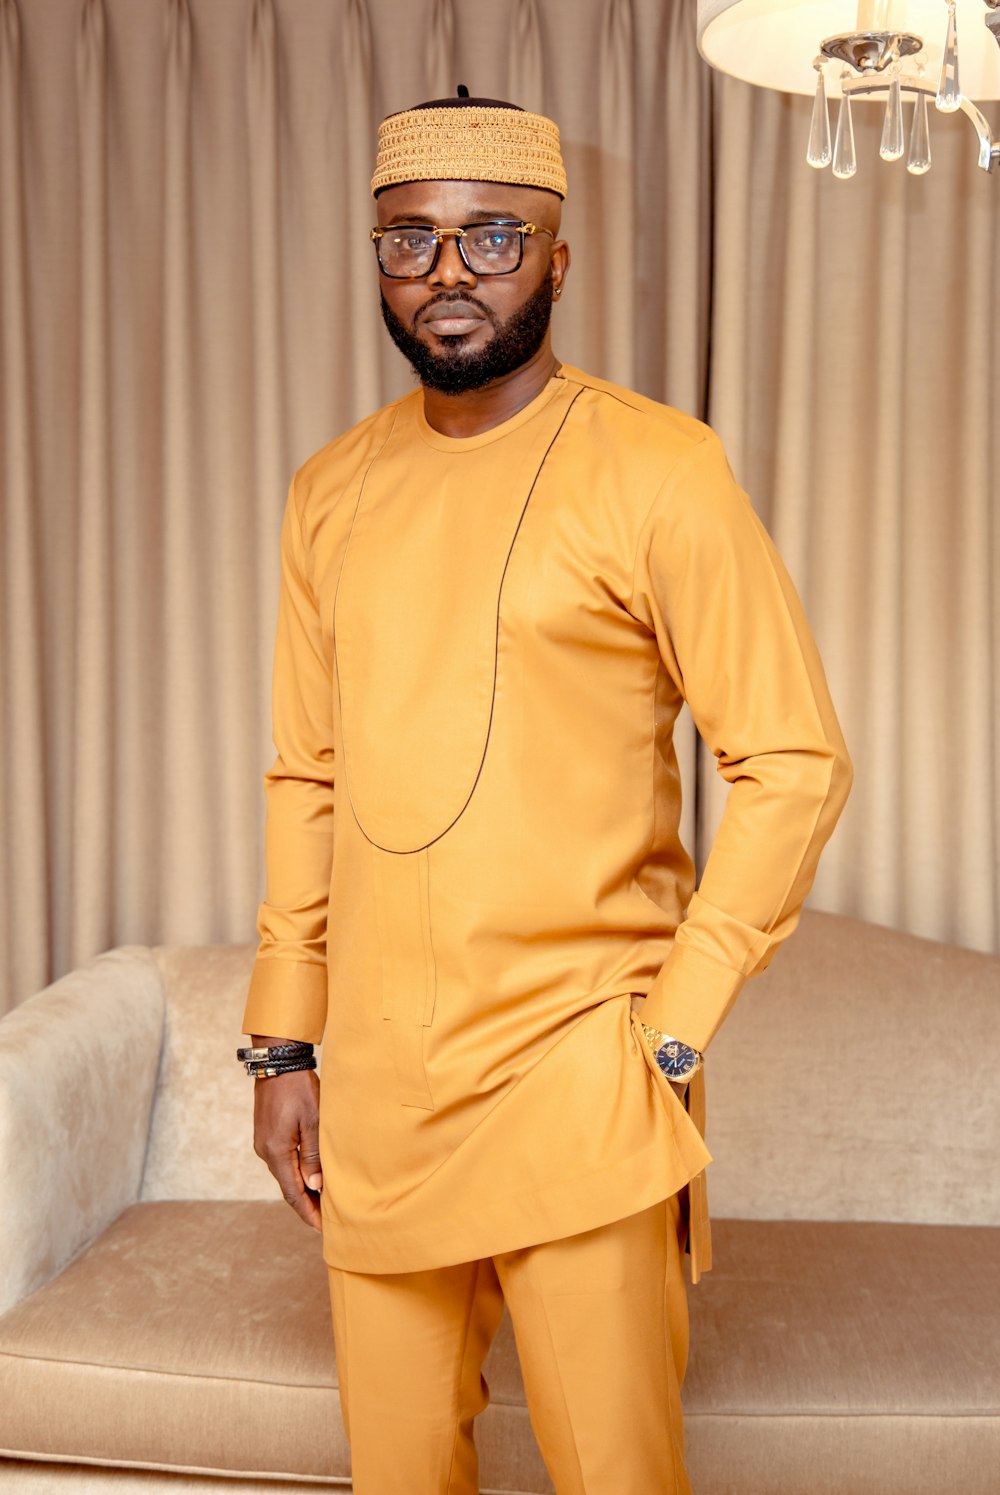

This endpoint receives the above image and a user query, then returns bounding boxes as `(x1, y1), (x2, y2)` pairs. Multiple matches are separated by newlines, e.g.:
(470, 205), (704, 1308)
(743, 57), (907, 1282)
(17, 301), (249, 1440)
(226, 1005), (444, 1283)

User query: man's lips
(419, 300), (488, 336)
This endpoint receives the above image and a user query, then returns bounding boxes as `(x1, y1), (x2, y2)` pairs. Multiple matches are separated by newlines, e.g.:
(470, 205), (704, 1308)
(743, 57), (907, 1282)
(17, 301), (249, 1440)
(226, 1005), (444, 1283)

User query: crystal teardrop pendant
(832, 90), (857, 179)
(807, 66), (832, 168)
(880, 73), (905, 160)
(936, 0), (961, 112)
(907, 92), (932, 173)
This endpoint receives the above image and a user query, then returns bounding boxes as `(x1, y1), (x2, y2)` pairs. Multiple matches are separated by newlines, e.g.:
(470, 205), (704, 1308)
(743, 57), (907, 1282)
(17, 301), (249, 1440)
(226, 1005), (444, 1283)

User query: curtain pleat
(594, 0), (635, 388)
(425, 0), (455, 100)
(337, 0), (382, 420)
(246, 0), (288, 718)
(160, 0), (215, 936)
(638, 0), (712, 421)
(0, 0), (50, 1012)
(630, 0), (713, 859)
(71, 0), (114, 961)
(507, 0), (544, 116)
(0, 0), (996, 1017)
(937, 135), (998, 950)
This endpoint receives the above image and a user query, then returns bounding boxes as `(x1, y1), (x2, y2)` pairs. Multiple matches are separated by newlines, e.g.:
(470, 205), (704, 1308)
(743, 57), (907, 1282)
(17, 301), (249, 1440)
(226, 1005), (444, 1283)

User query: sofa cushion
(0, 1200), (546, 1490)
(1, 1207), (997, 1493)
(688, 1217), (999, 1412)
(684, 1219), (1000, 1493)
(0, 1202), (343, 1481)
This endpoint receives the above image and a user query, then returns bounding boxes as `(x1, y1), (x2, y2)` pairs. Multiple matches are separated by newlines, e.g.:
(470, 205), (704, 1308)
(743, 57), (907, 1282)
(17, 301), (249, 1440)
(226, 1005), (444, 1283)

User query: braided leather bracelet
(237, 1041), (314, 1064)
(245, 1056), (318, 1081)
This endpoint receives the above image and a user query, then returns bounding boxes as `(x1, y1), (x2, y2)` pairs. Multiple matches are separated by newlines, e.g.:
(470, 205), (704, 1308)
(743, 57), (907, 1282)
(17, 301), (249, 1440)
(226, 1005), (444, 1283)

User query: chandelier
(697, 1), (1000, 177)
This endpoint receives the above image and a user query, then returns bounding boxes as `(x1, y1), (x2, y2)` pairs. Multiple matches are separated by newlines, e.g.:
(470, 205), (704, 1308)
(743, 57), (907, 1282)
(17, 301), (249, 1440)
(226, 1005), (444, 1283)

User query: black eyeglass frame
(369, 220), (555, 279)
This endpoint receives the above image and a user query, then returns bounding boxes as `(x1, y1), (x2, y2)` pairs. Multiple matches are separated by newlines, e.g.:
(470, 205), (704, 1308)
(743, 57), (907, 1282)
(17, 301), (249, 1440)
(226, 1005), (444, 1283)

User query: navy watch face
(654, 1039), (698, 1080)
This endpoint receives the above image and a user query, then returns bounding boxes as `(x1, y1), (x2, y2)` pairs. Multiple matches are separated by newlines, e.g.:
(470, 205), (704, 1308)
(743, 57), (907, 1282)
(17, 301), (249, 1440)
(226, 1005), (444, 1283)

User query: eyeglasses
(370, 220), (555, 279)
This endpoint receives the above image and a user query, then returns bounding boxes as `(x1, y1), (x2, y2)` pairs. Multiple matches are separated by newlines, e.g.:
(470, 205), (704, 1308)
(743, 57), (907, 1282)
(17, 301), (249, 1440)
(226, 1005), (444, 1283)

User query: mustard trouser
(326, 1192), (692, 1495)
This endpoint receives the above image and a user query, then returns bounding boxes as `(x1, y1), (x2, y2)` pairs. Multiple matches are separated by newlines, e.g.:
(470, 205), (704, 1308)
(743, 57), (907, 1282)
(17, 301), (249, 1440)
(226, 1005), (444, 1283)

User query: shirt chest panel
(332, 389), (588, 852)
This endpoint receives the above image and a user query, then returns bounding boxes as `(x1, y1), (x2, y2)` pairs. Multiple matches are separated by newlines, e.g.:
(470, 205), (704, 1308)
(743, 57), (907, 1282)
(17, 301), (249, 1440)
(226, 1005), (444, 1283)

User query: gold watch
(640, 1024), (703, 1083)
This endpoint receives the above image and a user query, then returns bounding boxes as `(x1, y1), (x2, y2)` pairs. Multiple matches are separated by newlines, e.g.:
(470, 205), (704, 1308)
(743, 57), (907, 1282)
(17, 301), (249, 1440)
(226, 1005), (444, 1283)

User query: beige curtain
(0, 0), (996, 1017)
(705, 74), (999, 950)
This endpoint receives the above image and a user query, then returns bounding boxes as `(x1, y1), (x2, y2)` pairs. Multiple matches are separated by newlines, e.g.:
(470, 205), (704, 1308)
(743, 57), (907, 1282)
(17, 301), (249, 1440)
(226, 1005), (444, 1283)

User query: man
(240, 90), (852, 1495)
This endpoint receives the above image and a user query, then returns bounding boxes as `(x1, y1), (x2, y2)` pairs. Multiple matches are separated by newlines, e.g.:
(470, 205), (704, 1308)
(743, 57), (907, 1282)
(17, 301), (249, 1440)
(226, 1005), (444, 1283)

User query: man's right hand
(250, 1034), (323, 1233)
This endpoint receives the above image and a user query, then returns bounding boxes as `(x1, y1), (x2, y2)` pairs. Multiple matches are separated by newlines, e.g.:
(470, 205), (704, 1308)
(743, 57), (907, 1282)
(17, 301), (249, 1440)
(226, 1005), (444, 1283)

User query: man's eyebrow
(382, 208), (524, 226)
(460, 208), (524, 221)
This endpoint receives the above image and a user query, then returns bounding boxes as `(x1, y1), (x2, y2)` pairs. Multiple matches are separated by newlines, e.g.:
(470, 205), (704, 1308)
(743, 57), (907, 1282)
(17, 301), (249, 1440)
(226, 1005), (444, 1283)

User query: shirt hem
(319, 1129), (712, 1274)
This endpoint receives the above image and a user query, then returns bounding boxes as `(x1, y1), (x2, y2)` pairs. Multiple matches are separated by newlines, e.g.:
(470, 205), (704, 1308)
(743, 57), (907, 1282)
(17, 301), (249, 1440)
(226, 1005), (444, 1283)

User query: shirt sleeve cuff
(639, 943), (747, 1055)
(241, 957), (328, 1044)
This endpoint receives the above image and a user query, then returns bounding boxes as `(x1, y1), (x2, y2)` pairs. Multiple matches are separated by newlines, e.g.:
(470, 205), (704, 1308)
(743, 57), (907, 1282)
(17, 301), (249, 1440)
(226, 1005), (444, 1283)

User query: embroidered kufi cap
(371, 85), (567, 200)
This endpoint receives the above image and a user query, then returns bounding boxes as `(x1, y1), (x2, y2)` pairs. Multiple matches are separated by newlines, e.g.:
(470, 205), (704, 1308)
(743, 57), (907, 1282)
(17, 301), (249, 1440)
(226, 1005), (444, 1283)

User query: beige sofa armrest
(0, 947), (164, 1315)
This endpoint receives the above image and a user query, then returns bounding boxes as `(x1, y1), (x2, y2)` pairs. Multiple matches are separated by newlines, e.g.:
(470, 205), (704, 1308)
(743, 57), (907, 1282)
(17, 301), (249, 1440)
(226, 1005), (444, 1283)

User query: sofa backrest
(141, 945), (279, 1202)
(141, 913), (1000, 1226)
(705, 910), (1000, 1226)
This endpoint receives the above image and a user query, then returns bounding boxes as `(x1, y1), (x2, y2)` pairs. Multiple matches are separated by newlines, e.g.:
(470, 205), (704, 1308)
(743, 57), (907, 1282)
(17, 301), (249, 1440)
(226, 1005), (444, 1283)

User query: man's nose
(427, 233), (477, 290)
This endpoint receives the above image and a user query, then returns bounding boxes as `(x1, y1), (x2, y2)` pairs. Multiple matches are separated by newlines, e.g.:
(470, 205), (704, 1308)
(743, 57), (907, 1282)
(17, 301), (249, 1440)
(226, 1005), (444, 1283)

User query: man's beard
(380, 271), (554, 394)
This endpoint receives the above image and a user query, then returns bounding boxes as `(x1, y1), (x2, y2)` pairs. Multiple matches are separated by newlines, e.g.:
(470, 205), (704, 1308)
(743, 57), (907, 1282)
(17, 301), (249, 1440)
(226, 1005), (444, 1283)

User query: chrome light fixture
(697, 1), (1000, 177)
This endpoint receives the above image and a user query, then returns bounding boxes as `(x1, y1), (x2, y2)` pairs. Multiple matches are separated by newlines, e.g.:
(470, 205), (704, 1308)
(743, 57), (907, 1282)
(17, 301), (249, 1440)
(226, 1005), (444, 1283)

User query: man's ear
(551, 238), (571, 297)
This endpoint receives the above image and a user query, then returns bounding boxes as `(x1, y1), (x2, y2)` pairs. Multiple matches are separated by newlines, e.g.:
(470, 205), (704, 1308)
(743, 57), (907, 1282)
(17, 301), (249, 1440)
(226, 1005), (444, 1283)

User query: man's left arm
(631, 430), (854, 1055)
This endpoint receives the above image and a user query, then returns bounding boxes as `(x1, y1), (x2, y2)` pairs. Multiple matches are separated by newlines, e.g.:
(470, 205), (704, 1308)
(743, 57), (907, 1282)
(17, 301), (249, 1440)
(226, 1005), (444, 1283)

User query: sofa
(0, 910), (997, 1494)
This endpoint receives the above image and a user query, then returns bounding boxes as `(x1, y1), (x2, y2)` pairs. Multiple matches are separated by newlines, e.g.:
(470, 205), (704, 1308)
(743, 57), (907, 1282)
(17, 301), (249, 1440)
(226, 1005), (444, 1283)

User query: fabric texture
(242, 363), (850, 1276)
(328, 1195), (690, 1495)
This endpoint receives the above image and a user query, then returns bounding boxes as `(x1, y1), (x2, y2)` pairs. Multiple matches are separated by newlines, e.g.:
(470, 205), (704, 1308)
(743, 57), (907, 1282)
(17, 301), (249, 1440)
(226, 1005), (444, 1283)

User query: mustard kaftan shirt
(242, 364), (852, 1276)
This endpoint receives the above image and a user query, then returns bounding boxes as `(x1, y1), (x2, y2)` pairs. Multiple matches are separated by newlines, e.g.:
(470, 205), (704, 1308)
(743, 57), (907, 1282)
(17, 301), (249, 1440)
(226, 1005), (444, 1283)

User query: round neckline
(411, 367), (566, 452)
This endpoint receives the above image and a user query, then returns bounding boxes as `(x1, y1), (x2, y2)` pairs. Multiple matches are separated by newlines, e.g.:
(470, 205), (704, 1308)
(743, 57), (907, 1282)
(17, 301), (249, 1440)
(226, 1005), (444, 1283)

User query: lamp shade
(697, 0), (1000, 99)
